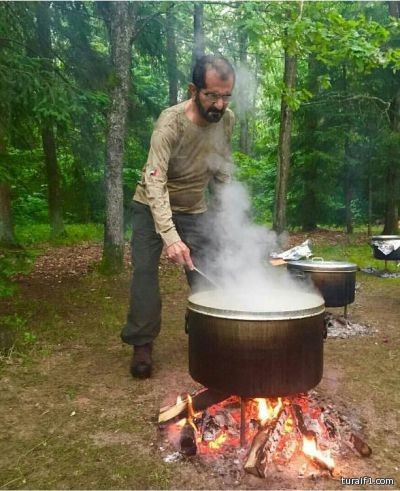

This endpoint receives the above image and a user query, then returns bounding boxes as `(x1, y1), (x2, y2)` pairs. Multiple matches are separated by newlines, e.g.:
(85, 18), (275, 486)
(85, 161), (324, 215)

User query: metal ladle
(192, 266), (219, 289)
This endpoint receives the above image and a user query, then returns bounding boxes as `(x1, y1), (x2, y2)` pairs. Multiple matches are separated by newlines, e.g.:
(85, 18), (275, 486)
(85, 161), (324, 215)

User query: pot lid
(286, 259), (357, 272)
(187, 289), (324, 320)
(371, 235), (400, 241)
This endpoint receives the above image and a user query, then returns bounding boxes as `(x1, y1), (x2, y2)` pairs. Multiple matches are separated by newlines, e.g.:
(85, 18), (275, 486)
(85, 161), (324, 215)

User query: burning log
(179, 393), (198, 456)
(349, 432), (372, 457)
(244, 408), (288, 477)
(179, 422), (197, 456)
(291, 403), (309, 435)
(302, 434), (335, 475)
(292, 403), (335, 474)
(158, 388), (229, 425)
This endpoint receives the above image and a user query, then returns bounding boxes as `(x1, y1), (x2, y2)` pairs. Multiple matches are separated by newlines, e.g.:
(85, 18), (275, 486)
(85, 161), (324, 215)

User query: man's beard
(195, 93), (225, 123)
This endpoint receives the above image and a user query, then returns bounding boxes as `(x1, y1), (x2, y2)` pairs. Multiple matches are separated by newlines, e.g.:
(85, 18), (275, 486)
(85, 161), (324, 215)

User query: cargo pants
(120, 201), (211, 346)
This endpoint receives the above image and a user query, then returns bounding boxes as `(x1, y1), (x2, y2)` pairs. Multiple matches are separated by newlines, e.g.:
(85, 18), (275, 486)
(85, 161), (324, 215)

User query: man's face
(194, 69), (234, 123)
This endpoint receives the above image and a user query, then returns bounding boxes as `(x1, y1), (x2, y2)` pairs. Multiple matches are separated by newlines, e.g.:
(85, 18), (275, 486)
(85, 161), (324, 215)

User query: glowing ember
(208, 433), (227, 449)
(255, 397), (283, 425)
(302, 435), (335, 471)
(160, 391), (365, 479)
(284, 415), (293, 433)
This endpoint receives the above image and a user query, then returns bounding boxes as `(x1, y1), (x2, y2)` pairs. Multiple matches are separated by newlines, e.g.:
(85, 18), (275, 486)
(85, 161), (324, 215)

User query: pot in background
(286, 259), (357, 308)
(186, 289), (325, 398)
(370, 235), (400, 261)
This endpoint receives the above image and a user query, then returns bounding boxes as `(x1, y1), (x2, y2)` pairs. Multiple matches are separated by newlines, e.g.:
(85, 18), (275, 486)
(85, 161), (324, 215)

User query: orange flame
(284, 415), (294, 433)
(255, 398), (283, 426)
(208, 433), (227, 449)
(302, 435), (335, 471)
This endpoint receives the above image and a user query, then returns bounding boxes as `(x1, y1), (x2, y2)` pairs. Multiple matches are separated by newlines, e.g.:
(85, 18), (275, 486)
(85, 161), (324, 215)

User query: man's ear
(188, 83), (197, 99)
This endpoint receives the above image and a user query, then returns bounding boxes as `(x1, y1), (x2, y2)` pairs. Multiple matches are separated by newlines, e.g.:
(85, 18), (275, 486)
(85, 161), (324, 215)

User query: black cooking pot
(186, 289), (325, 398)
(370, 235), (400, 261)
(286, 259), (357, 308)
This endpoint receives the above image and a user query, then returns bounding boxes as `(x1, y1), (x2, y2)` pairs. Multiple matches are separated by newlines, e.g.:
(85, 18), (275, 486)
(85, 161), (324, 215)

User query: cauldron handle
(312, 256), (324, 262)
(184, 310), (189, 334)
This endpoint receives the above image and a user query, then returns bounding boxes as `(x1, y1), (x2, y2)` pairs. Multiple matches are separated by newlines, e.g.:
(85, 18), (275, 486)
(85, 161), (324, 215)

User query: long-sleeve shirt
(134, 101), (235, 246)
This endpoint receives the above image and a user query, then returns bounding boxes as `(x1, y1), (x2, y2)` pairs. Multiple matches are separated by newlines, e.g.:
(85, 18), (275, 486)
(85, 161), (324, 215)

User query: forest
(1, 1), (399, 275)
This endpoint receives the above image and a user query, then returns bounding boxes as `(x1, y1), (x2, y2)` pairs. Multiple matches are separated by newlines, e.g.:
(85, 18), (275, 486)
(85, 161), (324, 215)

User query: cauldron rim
(187, 289), (324, 321)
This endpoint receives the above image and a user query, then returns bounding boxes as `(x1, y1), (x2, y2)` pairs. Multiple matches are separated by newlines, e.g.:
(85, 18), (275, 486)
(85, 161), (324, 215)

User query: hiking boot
(130, 343), (153, 379)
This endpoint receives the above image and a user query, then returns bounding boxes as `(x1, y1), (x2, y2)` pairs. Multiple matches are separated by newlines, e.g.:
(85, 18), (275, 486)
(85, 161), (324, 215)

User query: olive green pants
(120, 201), (211, 346)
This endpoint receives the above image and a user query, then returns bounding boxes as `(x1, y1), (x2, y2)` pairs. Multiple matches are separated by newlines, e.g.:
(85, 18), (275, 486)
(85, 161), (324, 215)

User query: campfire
(158, 388), (371, 481)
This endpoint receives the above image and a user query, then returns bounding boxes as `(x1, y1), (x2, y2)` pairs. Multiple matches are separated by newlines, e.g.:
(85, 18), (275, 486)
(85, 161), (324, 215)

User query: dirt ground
(0, 234), (399, 490)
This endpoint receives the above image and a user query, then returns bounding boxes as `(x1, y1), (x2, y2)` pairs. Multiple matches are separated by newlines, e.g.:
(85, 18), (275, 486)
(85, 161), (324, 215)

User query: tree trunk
(166, 5), (178, 106)
(238, 29), (250, 154)
(383, 164), (399, 234)
(344, 138), (354, 235)
(192, 3), (204, 67)
(299, 55), (319, 232)
(35, 2), (65, 239)
(388, 1), (400, 18)
(0, 183), (17, 248)
(41, 126), (65, 238)
(367, 169), (372, 236)
(273, 49), (297, 234)
(0, 115), (18, 248)
(101, 3), (135, 274)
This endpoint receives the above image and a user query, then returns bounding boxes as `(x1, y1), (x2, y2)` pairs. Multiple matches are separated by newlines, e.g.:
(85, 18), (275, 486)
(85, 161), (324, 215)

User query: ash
(324, 312), (372, 339)
(159, 390), (371, 487)
(361, 267), (400, 278)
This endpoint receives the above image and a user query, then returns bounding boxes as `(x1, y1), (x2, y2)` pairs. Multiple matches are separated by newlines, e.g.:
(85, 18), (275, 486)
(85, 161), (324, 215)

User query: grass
(15, 223), (104, 247)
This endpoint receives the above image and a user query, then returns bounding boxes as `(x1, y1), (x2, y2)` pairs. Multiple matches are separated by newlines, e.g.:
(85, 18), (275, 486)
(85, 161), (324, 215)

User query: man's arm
(142, 125), (194, 269)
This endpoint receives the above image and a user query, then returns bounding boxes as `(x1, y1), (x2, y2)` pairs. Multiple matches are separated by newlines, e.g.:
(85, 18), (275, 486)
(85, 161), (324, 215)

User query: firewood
(244, 426), (274, 477)
(158, 388), (229, 425)
(244, 408), (287, 477)
(179, 422), (197, 456)
(291, 403), (308, 435)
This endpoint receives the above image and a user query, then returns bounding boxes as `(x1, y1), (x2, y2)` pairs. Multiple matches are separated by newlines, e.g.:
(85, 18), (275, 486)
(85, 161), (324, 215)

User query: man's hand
(166, 241), (194, 270)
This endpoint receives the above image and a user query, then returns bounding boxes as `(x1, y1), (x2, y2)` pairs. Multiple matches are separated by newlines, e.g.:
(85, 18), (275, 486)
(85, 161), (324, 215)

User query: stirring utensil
(192, 266), (219, 289)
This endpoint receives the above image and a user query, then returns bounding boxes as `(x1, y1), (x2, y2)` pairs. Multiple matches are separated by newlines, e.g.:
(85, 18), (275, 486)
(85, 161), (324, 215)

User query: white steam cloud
(201, 158), (320, 311)
(232, 63), (257, 120)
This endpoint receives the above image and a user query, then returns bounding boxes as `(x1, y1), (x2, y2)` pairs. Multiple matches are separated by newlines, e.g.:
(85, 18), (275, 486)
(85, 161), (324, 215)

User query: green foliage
(0, 313), (36, 359)
(0, 249), (34, 297)
(234, 151), (276, 223)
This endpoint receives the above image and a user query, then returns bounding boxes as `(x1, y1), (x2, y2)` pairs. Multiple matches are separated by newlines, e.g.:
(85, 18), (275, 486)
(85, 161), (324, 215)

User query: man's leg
(121, 202), (163, 377)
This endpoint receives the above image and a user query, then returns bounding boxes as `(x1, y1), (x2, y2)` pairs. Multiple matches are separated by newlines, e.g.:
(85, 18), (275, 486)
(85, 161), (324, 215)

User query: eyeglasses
(200, 91), (232, 103)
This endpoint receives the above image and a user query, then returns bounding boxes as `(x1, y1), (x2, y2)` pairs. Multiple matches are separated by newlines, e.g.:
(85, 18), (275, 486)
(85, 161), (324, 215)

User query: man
(121, 55), (235, 378)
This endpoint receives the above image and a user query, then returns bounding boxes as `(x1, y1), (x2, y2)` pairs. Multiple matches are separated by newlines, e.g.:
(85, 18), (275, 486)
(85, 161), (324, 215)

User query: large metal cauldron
(371, 235), (400, 261)
(186, 290), (325, 398)
(286, 259), (357, 308)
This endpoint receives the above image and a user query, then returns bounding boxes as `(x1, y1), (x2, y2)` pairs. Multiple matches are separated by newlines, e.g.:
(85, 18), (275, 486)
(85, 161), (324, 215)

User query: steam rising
(233, 63), (257, 120)
(200, 159), (320, 311)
